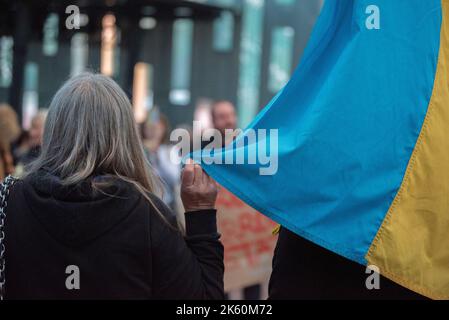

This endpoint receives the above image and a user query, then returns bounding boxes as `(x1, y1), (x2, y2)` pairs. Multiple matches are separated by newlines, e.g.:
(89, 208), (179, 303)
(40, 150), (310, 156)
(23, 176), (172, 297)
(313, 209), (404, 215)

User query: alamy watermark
(65, 5), (81, 30)
(365, 265), (381, 290)
(65, 265), (80, 290)
(365, 5), (381, 30)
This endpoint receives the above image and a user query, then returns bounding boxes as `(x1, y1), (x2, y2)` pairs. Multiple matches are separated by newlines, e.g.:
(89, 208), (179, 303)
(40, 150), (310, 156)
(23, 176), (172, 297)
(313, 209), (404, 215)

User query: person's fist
(181, 159), (218, 212)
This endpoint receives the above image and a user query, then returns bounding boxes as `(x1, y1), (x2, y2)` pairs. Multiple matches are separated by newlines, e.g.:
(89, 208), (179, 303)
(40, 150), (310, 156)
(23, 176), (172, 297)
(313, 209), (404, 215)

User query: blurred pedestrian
(2, 73), (224, 299)
(202, 100), (238, 150)
(17, 110), (47, 166)
(12, 131), (31, 165)
(0, 104), (21, 180)
(205, 100), (262, 300)
(143, 114), (181, 211)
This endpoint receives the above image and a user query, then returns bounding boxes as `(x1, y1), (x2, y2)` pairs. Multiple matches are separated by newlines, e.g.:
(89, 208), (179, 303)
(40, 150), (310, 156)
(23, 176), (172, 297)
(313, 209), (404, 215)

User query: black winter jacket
(4, 171), (224, 299)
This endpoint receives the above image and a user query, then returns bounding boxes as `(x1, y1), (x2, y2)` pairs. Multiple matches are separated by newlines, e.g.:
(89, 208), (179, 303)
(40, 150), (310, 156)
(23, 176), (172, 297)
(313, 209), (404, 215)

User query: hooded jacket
(4, 170), (224, 300)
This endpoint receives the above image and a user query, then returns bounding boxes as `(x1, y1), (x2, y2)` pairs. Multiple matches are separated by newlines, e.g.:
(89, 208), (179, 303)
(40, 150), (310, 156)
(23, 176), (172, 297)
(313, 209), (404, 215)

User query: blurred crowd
(1, 98), (239, 211)
(0, 104), (46, 180)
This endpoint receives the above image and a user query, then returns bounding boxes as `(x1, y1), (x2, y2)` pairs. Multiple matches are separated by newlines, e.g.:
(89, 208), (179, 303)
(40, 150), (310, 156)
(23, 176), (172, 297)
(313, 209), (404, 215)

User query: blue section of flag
(193, 0), (441, 264)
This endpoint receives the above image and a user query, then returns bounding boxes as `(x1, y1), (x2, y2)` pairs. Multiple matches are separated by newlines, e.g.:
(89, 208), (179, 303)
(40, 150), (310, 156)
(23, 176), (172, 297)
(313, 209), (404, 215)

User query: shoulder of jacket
(146, 193), (178, 229)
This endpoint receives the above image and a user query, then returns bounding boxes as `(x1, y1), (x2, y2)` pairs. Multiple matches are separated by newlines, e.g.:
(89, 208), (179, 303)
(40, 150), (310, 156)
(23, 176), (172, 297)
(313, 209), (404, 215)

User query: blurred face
(212, 102), (237, 135)
(142, 119), (167, 151)
(154, 120), (168, 145)
(30, 116), (45, 147)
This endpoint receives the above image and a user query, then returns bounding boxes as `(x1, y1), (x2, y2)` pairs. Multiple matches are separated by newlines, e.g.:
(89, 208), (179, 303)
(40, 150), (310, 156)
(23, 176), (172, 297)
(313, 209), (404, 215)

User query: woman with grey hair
(1, 73), (223, 299)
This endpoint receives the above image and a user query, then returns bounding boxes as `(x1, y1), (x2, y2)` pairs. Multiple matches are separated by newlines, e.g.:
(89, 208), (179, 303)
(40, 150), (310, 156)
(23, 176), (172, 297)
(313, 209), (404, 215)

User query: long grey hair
(27, 72), (163, 207)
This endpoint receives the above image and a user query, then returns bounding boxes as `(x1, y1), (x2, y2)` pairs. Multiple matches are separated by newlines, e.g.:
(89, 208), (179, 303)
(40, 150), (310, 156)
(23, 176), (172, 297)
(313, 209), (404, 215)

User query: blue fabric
(193, 0), (442, 264)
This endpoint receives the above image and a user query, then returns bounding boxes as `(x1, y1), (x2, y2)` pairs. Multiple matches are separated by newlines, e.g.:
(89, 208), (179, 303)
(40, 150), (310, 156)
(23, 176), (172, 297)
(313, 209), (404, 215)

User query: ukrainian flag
(193, 0), (449, 299)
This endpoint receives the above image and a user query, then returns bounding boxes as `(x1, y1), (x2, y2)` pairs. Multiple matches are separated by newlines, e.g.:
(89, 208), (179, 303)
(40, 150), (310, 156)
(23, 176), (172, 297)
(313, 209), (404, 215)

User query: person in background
(0, 104), (21, 180)
(202, 100), (238, 150)
(4, 73), (224, 299)
(212, 101), (237, 139)
(205, 100), (262, 300)
(141, 114), (181, 211)
(17, 110), (47, 166)
(12, 131), (31, 165)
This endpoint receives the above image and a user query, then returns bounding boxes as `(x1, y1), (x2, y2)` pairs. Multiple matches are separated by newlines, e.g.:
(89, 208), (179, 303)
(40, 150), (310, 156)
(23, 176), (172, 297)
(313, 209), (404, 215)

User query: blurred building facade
(0, 0), (323, 129)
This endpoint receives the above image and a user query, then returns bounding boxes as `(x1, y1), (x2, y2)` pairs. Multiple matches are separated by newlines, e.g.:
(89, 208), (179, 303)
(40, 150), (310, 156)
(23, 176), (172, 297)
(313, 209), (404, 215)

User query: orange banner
(216, 187), (278, 292)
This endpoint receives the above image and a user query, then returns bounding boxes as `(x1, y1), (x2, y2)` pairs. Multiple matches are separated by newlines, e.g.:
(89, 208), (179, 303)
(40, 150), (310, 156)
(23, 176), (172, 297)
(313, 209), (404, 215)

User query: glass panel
(114, 30), (121, 78)
(101, 14), (118, 77)
(139, 17), (157, 30)
(70, 33), (89, 76)
(275, 0), (296, 6)
(22, 62), (39, 130)
(133, 62), (154, 124)
(170, 19), (194, 106)
(237, 0), (265, 127)
(211, 0), (237, 9)
(213, 11), (234, 52)
(0, 36), (13, 88)
(42, 13), (59, 56)
(268, 26), (295, 93)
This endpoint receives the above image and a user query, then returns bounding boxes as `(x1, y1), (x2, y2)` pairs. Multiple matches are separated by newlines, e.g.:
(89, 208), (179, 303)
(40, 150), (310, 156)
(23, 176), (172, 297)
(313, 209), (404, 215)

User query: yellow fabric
(366, 0), (449, 300)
